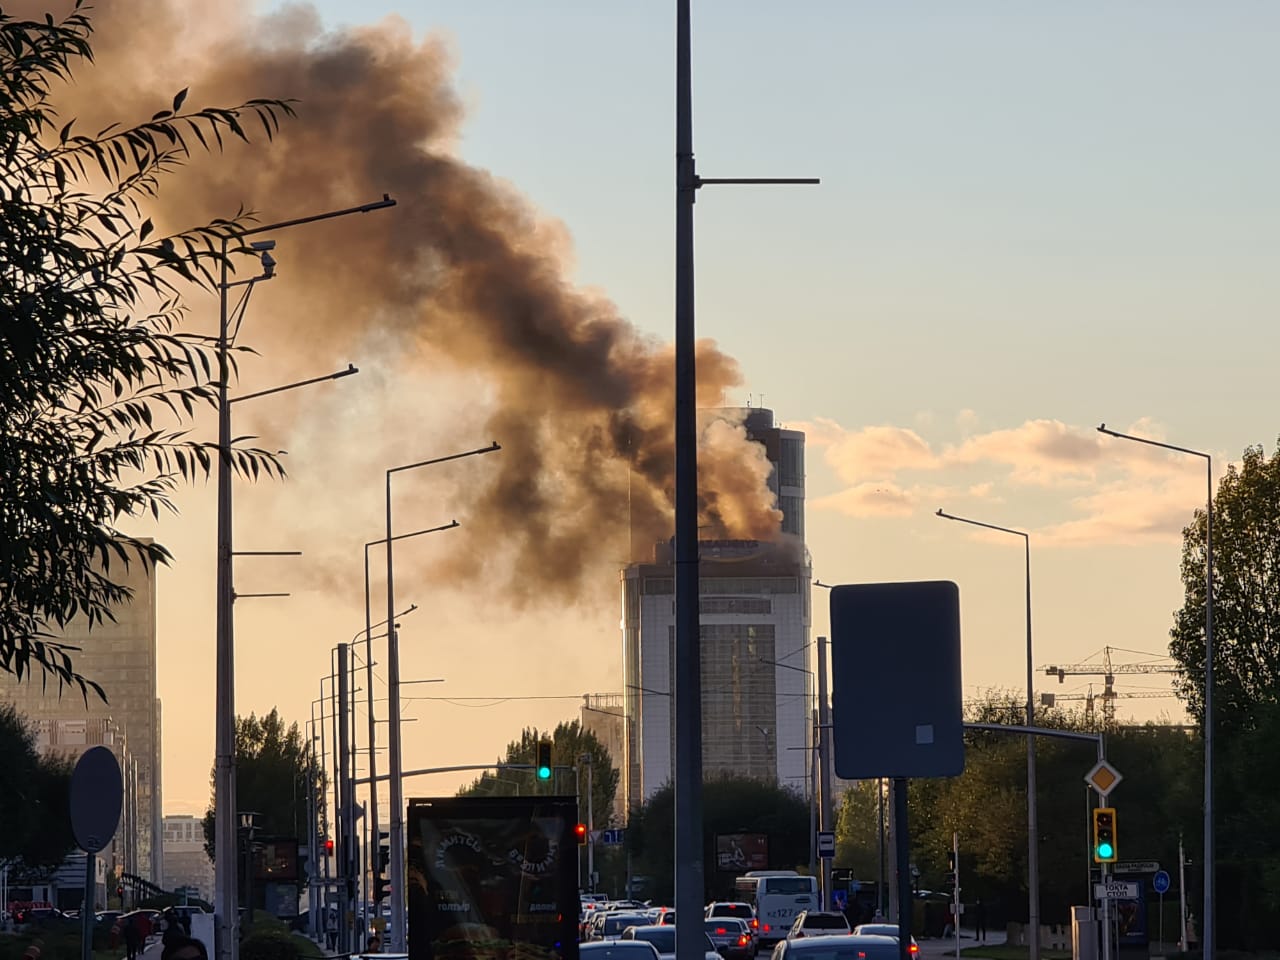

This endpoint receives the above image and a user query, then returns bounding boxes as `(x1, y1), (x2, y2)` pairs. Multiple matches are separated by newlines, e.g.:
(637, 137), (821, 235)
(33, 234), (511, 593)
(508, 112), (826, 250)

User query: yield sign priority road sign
(1085, 759), (1123, 798)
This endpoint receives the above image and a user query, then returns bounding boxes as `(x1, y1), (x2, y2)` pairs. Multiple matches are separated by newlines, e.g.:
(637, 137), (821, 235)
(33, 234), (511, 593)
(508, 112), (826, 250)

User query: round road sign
(1153, 870), (1171, 894)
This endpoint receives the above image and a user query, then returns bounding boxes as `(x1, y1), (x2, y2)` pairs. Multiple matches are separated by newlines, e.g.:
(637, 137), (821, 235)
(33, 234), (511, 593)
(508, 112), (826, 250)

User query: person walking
(123, 915), (143, 960)
(975, 898), (987, 943)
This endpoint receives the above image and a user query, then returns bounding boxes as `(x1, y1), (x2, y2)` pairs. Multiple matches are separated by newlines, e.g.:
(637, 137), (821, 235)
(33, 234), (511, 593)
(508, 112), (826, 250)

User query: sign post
(70, 747), (123, 960)
(1153, 870), (1171, 952)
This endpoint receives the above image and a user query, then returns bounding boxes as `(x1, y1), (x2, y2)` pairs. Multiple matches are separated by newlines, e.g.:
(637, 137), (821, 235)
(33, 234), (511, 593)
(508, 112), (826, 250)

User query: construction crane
(1042, 645), (1179, 724)
(1040, 687), (1174, 725)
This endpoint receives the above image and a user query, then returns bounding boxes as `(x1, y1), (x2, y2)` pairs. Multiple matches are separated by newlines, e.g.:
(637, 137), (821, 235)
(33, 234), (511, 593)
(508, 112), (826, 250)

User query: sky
(52, 1), (1278, 816)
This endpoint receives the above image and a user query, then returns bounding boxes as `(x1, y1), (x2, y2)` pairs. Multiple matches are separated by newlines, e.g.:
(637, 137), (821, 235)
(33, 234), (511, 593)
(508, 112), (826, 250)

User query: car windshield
(605, 916), (649, 936)
(789, 943), (899, 960)
(712, 905), (753, 918)
(631, 929), (676, 952)
(582, 944), (661, 960)
(855, 926), (899, 939)
(805, 916), (849, 929)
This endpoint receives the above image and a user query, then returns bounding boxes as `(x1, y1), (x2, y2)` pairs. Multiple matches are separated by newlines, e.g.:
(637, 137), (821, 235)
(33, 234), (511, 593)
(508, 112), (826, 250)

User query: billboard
(407, 796), (579, 960)
(715, 833), (769, 872)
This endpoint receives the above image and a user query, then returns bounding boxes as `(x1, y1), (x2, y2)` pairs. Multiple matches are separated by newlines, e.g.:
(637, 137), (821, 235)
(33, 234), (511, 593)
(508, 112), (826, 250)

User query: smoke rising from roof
(34, 1), (784, 602)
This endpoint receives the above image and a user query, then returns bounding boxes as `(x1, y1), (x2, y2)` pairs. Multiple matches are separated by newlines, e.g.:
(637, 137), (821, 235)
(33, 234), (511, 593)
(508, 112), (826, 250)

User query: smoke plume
(28, 1), (784, 602)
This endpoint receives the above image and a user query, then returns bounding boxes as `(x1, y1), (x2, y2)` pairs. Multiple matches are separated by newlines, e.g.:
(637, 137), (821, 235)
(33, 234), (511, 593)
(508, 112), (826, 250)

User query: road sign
(1085, 759), (1123, 797)
(599, 828), (626, 846)
(817, 831), (836, 859)
(830, 580), (964, 779)
(1114, 860), (1160, 874)
(1094, 880), (1139, 900)
(1153, 870), (1171, 894)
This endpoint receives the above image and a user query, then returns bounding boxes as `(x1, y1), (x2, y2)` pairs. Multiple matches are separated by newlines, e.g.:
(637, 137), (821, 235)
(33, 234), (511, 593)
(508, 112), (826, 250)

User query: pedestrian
(163, 909), (184, 950)
(975, 898), (987, 943)
(161, 936), (209, 960)
(123, 916), (142, 960)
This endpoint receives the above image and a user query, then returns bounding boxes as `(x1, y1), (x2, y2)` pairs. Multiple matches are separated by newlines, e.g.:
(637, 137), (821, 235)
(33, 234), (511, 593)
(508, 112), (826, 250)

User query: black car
(705, 917), (756, 960)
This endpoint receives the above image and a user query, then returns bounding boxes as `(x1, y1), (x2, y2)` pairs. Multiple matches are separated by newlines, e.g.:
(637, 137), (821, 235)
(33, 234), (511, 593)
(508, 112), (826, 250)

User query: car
(620, 925), (721, 960)
(850, 925), (918, 955)
(656, 910), (677, 926)
(706, 902), (759, 941)
(597, 912), (653, 941)
(787, 911), (851, 940)
(705, 917), (756, 960)
(770, 935), (901, 960)
(580, 941), (662, 960)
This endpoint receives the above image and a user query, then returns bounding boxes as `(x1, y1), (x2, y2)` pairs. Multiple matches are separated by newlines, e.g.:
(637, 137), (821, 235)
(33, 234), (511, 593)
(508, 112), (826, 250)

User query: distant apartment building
(163, 815), (214, 901)
(0, 548), (163, 883)
(579, 693), (627, 826)
(621, 408), (811, 811)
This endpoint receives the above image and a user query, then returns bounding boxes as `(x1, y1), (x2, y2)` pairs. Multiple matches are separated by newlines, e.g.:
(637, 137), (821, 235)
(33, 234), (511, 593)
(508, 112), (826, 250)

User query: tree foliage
(0, 1), (293, 698)
(1169, 441), (1280, 731)
(626, 775), (810, 904)
(459, 720), (620, 829)
(203, 708), (320, 865)
(834, 693), (1201, 928)
(0, 703), (76, 873)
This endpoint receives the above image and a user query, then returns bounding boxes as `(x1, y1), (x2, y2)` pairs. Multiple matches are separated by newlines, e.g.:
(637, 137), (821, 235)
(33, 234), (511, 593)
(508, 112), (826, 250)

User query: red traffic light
(324, 838), (334, 854)
(575, 823), (587, 846)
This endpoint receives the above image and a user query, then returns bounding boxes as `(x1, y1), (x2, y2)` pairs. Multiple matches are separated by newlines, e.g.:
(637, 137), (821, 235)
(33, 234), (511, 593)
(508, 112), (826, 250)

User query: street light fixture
(1097, 423), (1214, 958)
(214, 194), (395, 960)
(384, 441), (501, 950)
(936, 508), (1040, 960)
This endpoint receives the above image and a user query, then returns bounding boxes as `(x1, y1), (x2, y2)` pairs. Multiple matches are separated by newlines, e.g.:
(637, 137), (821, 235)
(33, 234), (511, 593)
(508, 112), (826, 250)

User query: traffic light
(1092, 807), (1118, 863)
(324, 837), (334, 855)
(536, 740), (553, 780)
(379, 842), (391, 873)
(575, 823), (588, 846)
(374, 876), (390, 903)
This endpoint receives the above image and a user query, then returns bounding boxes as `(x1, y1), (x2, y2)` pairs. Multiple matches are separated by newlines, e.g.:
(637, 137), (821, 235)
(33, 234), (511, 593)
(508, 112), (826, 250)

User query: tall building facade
(621, 408), (811, 810)
(579, 693), (627, 826)
(162, 815), (214, 901)
(0, 550), (163, 882)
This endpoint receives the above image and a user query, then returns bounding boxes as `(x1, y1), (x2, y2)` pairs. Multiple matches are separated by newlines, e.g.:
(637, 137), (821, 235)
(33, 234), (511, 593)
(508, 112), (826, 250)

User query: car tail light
(750, 919), (759, 930)
(738, 936), (750, 946)
(715, 927), (727, 935)
(909, 945), (919, 955)
(762, 924), (771, 933)
(857, 953), (867, 958)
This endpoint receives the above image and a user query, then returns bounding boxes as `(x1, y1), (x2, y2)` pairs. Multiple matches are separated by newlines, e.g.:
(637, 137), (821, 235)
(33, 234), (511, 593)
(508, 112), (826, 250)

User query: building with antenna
(620, 408), (811, 811)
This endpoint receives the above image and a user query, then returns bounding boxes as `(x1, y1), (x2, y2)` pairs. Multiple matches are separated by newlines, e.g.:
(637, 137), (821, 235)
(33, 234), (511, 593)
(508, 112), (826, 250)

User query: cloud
(807, 416), (1224, 547)
(812, 482), (916, 518)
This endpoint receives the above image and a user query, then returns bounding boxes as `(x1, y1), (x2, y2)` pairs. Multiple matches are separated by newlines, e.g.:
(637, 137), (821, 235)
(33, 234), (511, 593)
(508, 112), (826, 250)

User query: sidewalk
(918, 930), (1009, 959)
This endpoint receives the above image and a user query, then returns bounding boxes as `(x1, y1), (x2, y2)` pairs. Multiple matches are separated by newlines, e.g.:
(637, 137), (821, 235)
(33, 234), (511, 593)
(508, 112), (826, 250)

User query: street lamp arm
(230, 363), (359, 405)
(232, 195), (397, 239)
(935, 508), (1028, 540)
(388, 441), (501, 476)
(365, 521), (459, 549)
(1096, 424), (1210, 461)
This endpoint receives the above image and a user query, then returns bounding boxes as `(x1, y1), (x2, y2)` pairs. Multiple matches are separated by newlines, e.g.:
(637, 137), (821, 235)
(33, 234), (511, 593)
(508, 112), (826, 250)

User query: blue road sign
(1153, 870), (1171, 894)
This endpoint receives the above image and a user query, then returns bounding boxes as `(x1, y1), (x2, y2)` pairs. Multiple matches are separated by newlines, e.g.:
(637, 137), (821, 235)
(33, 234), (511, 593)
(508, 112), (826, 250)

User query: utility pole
(817, 636), (834, 911)
(337, 644), (352, 956)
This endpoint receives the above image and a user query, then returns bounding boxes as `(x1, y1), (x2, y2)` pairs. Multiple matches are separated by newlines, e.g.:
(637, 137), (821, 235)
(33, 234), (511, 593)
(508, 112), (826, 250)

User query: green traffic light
(537, 765), (551, 780)
(1097, 842), (1114, 859)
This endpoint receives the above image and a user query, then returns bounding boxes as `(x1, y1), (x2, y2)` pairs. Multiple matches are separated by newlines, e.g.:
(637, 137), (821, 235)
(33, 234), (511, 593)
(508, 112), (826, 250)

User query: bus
(733, 870), (818, 944)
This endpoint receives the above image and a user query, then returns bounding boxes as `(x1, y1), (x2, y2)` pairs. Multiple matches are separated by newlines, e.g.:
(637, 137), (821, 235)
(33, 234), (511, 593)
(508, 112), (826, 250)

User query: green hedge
(240, 929), (301, 960)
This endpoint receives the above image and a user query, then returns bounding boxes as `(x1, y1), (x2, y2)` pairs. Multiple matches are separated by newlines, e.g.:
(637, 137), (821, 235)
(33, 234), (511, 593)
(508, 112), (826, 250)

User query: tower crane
(1041, 645), (1179, 724)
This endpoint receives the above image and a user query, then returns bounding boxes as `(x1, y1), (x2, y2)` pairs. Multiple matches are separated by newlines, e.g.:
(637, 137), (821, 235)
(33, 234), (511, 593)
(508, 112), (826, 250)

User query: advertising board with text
(407, 796), (579, 960)
(716, 833), (769, 872)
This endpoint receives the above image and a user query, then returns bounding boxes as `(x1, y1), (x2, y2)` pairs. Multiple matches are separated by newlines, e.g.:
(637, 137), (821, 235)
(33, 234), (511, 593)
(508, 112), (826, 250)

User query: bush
(240, 929), (301, 960)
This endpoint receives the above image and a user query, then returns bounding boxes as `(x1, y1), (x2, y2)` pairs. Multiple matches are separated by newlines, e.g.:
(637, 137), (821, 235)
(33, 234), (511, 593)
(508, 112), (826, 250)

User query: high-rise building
(621, 408), (811, 810)
(579, 693), (627, 825)
(162, 815), (214, 901)
(0, 548), (163, 883)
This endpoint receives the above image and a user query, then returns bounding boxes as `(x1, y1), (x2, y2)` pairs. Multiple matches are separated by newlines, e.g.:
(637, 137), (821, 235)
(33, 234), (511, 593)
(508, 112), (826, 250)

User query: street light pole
(384, 443), (500, 951)
(362, 525), (456, 927)
(936, 509), (1040, 960)
(214, 195), (394, 960)
(1097, 423), (1214, 959)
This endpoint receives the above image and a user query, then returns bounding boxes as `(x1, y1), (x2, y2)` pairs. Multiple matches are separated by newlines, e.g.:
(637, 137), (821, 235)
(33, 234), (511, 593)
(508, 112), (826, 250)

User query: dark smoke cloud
(27, 1), (783, 602)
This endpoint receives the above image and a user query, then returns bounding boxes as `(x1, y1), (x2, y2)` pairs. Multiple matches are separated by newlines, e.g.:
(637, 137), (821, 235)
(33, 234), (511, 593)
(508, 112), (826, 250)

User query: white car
(851, 924), (918, 955)
(619, 925), (720, 960)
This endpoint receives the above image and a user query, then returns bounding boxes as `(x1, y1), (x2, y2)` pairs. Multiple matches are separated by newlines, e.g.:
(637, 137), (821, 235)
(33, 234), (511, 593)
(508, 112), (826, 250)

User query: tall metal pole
(1095, 425), (1213, 959)
(935, 510), (1038, 960)
(585, 758), (596, 893)
(878, 780), (886, 916)
(363, 547), (381, 935)
(673, 4), (705, 958)
(817, 636), (833, 912)
(385, 470), (406, 953)
(1024, 537), (1040, 960)
(337, 644), (352, 956)
(893, 779), (912, 960)
(214, 237), (239, 960)
(1202, 456), (1214, 959)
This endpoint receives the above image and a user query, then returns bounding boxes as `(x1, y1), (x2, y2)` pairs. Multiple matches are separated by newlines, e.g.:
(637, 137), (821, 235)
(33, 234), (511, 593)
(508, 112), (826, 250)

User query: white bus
(733, 870), (819, 943)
